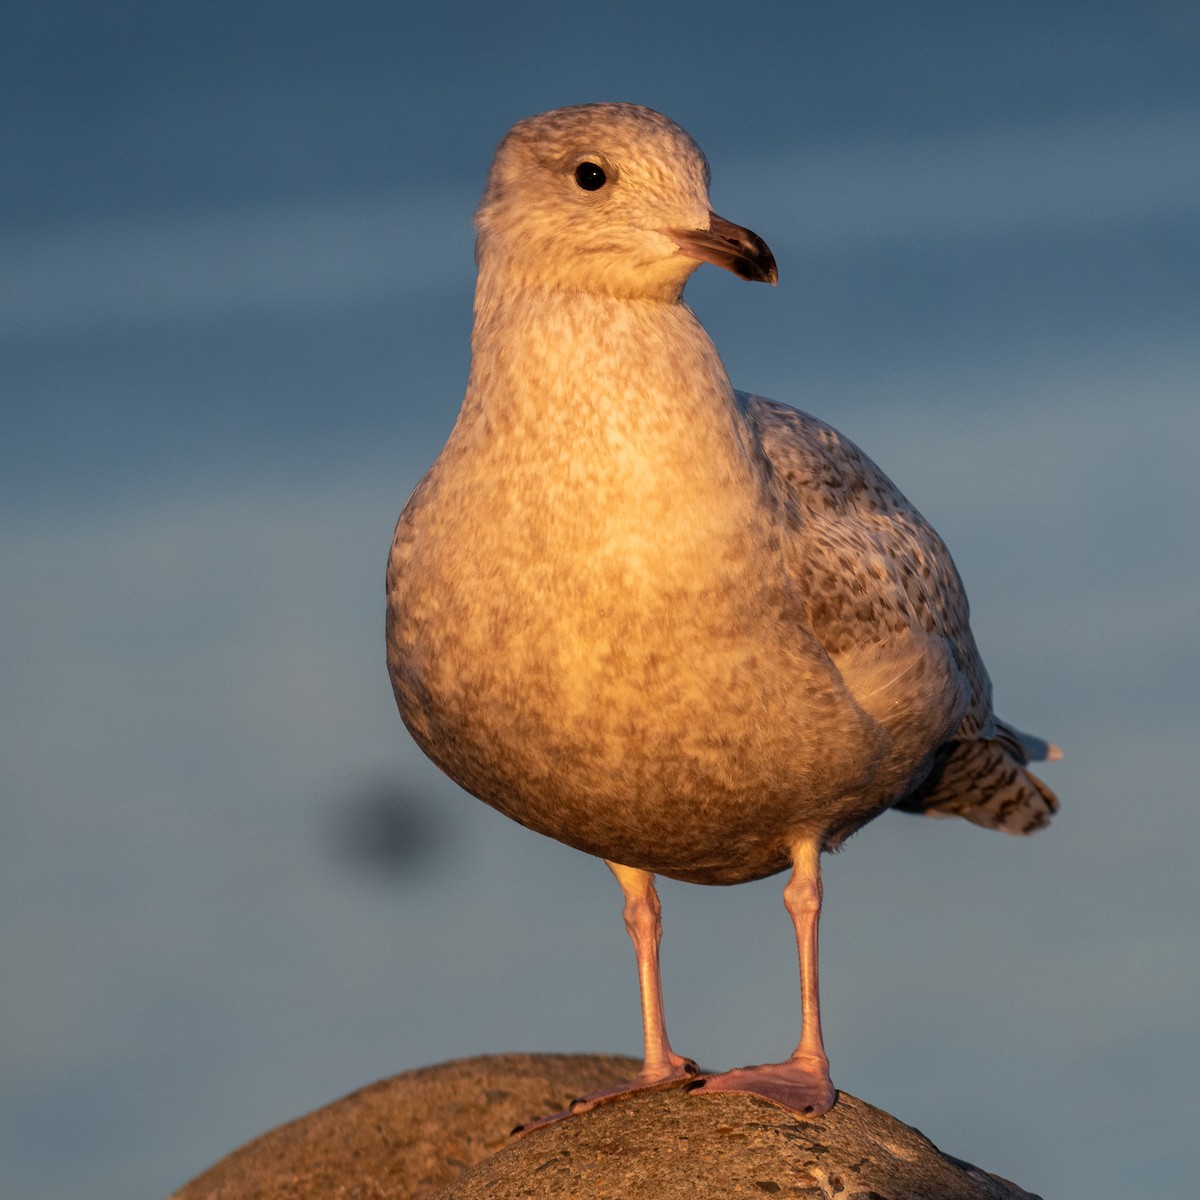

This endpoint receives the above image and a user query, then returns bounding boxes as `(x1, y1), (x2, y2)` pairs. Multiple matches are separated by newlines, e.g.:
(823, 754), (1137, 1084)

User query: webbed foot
(687, 1054), (836, 1117)
(512, 1058), (700, 1136)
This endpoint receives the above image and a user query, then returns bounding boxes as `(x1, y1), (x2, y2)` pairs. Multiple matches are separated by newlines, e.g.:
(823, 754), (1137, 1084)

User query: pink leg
(690, 837), (837, 1116)
(512, 862), (697, 1135)
(606, 861), (698, 1086)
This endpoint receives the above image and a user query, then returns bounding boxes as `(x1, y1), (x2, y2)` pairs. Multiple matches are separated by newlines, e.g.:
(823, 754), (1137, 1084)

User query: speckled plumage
(386, 103), (1059, 1116)
(388, 103), (1055, 882)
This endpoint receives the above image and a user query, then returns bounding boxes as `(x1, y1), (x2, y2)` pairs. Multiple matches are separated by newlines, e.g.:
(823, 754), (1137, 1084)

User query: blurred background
(2, 4), (1197, 1198)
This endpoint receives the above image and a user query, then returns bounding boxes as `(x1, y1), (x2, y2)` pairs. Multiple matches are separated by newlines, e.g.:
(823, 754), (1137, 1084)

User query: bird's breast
(386, 300), (889, 878)
(395, 441), (767, 723)
(388, 451), (884, 882)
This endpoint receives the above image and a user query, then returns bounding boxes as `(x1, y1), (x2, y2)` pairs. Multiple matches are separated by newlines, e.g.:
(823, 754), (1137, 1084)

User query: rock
(169, 1054), (640, 1200)
(169, 1054), (1041, 1200)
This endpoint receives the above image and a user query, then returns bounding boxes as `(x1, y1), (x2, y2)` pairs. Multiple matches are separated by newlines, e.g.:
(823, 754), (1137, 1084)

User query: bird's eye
(574, 161), (607, 191)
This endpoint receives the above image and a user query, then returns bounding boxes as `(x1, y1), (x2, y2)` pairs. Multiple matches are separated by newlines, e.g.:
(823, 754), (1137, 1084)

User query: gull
(386, 103), (1060, 1120)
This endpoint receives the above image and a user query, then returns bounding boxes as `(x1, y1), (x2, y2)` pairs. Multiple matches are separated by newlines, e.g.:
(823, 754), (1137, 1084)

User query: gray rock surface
(169, 1054), (1041, 1200)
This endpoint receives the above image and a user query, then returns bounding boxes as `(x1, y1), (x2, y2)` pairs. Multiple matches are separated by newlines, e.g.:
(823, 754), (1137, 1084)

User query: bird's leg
(512, 861), (698, 1136)
(607, 860), (699, 1086)
(689, 837), (837, 1116)
(565, 863), (700, 1112)
(781, 838), (836, 1105)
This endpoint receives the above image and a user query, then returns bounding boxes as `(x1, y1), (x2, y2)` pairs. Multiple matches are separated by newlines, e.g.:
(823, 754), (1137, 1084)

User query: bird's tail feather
(897, 720), (1060, 835)
(994, 719), (1064, 765)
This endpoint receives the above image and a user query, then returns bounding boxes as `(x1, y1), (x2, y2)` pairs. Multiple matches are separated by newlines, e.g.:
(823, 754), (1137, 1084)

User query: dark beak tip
(670, 216), (779, 286)
(741, 256), (778, 286)
(753, 239), (779, 287)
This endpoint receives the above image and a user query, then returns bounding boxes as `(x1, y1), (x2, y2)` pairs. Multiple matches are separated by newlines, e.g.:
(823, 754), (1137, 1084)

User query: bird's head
(474, 103), (777, 302)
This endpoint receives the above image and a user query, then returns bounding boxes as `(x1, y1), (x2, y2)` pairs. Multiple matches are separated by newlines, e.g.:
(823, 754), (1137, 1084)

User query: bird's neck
(426, 277), (774, 614)
(451, 278), (761, 495)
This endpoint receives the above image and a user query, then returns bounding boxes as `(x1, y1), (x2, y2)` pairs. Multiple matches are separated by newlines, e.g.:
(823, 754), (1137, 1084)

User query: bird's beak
(668, 211), (778, 285)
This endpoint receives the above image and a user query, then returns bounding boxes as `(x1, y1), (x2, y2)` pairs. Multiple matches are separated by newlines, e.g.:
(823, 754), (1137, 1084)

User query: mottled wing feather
(742, 393), (1058, 834)
(743, 394), (993, 739)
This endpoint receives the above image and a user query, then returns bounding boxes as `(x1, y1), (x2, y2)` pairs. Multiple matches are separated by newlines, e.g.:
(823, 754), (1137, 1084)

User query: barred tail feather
(897, 722), (1061, 835)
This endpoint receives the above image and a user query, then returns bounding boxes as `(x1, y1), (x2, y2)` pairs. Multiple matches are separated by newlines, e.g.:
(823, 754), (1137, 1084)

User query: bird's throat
(458, 285), (760, 509)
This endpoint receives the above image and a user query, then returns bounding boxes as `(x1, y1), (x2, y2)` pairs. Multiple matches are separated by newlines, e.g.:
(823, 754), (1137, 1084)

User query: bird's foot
(512, 1057), (701, 1137)
(687, 1054), (837, 1117)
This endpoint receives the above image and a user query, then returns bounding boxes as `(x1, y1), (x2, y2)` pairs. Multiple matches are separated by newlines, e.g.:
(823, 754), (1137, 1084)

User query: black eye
(574, 161), (607, 191)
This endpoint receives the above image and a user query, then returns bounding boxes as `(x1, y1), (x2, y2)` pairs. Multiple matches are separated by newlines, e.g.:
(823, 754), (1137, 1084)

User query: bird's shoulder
(741, 392), (926, 526)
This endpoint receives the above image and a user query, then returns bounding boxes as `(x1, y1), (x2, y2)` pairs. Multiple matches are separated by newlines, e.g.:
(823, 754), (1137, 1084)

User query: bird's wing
(742, 393), (993, 737)
(742, 393), (1059, 832)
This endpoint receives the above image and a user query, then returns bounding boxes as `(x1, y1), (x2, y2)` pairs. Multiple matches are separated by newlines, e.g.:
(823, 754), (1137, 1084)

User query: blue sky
(2, 5), (1198, 1199)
